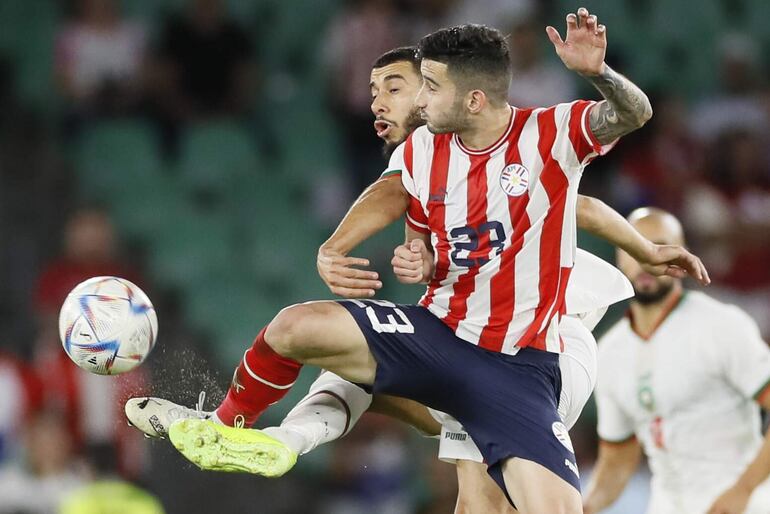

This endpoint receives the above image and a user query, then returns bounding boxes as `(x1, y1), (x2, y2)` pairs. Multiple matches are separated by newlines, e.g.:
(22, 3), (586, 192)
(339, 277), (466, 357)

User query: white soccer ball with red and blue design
(59, 276), (158, 375)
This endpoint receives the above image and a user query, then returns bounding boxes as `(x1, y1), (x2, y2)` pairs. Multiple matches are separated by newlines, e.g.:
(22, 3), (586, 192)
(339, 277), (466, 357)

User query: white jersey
(385, 101), (614, 355)
(596, 290), (770, 514)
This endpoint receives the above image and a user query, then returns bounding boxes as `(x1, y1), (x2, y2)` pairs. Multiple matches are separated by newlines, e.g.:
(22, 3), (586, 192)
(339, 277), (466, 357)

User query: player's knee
(264, 304), (315, 358)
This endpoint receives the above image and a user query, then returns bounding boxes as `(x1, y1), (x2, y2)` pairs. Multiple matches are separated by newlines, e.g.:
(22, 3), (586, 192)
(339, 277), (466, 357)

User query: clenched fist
(391, 239), (435, 284)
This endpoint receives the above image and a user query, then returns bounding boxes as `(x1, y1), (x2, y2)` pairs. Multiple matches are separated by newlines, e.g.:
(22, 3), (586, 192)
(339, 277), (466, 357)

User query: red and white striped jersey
(386, 100), (614, 355)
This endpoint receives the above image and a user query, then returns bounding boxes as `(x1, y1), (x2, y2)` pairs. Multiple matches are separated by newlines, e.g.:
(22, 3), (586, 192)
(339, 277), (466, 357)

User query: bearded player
(125, 11), (705, 512)
(585, 208), (770, 514)
(127, 44), (703, 513)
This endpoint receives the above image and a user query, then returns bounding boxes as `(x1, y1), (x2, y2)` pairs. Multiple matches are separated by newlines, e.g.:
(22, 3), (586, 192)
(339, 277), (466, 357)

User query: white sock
(209, 411), (224, 425)
(262, 371), (372, 455)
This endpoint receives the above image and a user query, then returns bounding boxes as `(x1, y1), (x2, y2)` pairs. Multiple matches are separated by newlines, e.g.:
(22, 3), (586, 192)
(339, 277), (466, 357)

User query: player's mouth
(634, 272), (658, 289)
(374, 120), (395, 139)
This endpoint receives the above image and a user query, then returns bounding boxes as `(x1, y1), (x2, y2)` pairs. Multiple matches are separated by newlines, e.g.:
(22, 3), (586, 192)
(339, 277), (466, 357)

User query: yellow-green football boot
(168, 419), (298, 477)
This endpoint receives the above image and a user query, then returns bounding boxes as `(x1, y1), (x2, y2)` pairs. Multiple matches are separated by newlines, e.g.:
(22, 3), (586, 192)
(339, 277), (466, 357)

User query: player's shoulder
(537, 99), (596, 115)
(683, 290), (757, 330)
(515, 100), (596, 136)
(597, 316), (634, 357)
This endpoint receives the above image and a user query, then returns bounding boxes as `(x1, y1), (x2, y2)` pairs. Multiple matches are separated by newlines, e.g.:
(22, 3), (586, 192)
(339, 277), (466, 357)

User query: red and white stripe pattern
(387, 100), (612, 355)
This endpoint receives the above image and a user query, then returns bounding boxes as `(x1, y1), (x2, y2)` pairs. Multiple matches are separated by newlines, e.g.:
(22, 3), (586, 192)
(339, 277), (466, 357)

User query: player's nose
(414, 87), (428, 109)
(371, 97), (387, 116)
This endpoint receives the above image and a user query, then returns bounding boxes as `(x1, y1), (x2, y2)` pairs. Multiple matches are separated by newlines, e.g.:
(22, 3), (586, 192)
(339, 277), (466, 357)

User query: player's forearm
(322, 177), (409, 255)
(584, 64), (652, 144)
(577, 195), (654, 261)
(584, 440), (642, 512)
(733, 427), (770, 494)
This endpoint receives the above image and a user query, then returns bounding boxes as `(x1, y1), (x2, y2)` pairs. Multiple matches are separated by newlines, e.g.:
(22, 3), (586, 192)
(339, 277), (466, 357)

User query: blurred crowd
(0, 0), (768, 513)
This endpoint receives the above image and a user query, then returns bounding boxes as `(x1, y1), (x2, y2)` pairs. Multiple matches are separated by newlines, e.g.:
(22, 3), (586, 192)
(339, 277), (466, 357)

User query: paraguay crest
(500, 163), (529, 197)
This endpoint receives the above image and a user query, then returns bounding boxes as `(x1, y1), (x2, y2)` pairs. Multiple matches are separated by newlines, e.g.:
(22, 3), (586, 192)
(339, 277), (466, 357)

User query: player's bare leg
(264, 301), (376, 382)
(165, 301), (378, 472)
(259, 374), (439, 457)
(455, 460), (517, 514)
(369, 395), (440, 436)
(502, 458), (582, 514)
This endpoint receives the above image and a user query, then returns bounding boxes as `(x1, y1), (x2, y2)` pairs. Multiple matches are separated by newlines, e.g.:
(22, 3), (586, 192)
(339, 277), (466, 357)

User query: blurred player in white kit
(585, 208), (770, 514)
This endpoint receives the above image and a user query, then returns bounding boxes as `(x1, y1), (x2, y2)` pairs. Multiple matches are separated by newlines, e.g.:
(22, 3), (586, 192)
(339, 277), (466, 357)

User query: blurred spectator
(34, 208), (141, 321)
(614, 95), (703, 213)
(443, 0), (535, 36)
(402, 0), (454, 42)
(682, 129), (770, 334)
(149, 0), (256, 128)
(32, 208), (149, 478)
(324, 0), (406, 193)
(690, 33), (768, 142)
(0, 353), (43, 464)
(505, 16), (577, 108)
(55, 0), (148, 116)
(684, 130), (770, 287)
(0, 409), (89, 514)
(415, 455), (457, 514)
(321, 414), (415, 514)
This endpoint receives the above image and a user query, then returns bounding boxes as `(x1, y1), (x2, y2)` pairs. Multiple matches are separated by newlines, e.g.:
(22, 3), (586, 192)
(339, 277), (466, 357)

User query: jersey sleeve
(380, 140), (413, 191)
(595, 345), (635, 442)
(556, 100), (617, 166)
(718, 307), (770, 402)
(380, 137), (429, 233)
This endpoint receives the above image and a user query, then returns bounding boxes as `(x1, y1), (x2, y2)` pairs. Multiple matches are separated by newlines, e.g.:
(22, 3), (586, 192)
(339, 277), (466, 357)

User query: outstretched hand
(546, 7), (607, 76)
(317, 246), (382, 298)
(641, 244), (711, 286)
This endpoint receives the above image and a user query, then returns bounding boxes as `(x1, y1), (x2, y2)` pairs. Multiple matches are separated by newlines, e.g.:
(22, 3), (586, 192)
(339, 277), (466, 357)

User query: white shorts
(433, 315), (599, 463)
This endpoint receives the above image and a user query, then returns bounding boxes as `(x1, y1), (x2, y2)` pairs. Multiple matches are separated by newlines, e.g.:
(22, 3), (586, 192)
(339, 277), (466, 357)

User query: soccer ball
(59, 276), (158, 375)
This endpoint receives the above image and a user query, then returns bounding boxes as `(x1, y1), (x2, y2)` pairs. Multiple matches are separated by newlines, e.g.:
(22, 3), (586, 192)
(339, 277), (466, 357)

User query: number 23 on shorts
(348, 299), (415, 334)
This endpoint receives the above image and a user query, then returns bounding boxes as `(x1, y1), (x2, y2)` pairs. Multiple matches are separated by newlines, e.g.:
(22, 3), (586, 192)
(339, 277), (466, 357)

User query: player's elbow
(635, 97), (653, 128)
(576, 195), (601, 231)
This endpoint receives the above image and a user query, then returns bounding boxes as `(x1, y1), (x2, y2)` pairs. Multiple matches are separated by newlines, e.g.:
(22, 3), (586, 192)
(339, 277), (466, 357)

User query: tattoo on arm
(587, 65), (653, 144)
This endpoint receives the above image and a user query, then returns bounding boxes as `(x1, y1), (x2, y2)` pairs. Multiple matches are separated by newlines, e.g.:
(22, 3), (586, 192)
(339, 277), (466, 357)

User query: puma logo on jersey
(428, 187), (448, 203)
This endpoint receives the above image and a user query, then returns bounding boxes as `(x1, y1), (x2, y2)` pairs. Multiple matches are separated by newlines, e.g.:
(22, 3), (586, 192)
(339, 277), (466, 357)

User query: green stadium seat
(120, 0), (186, 25)
(182, 276), (282, 367)
(0, 0), (60, 112)
(230, 174), (324, 292)
(177, 121), (264, 198)
(147, 203), (234, 289)
(76, 120), (165, 200)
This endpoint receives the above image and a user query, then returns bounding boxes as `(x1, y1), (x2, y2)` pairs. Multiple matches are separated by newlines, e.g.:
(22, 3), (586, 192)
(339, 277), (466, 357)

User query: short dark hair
(372, 46), (420, 73)
(417, 25), (511, 105)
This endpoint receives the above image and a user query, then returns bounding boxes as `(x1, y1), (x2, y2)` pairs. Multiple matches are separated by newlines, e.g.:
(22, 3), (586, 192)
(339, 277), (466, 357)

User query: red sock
(215, 326), (302, 426)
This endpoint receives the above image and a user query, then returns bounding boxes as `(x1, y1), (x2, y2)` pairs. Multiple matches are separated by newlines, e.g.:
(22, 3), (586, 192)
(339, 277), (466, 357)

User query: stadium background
(0, 0), (769, 512)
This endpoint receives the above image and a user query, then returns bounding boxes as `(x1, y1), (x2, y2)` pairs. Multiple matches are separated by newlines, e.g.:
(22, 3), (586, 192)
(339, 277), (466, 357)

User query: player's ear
(467, 89), (486, 114)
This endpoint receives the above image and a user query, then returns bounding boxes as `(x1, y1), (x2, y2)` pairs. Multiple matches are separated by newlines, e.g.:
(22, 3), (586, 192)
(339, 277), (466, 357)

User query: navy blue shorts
(339, 299), (580, 501)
